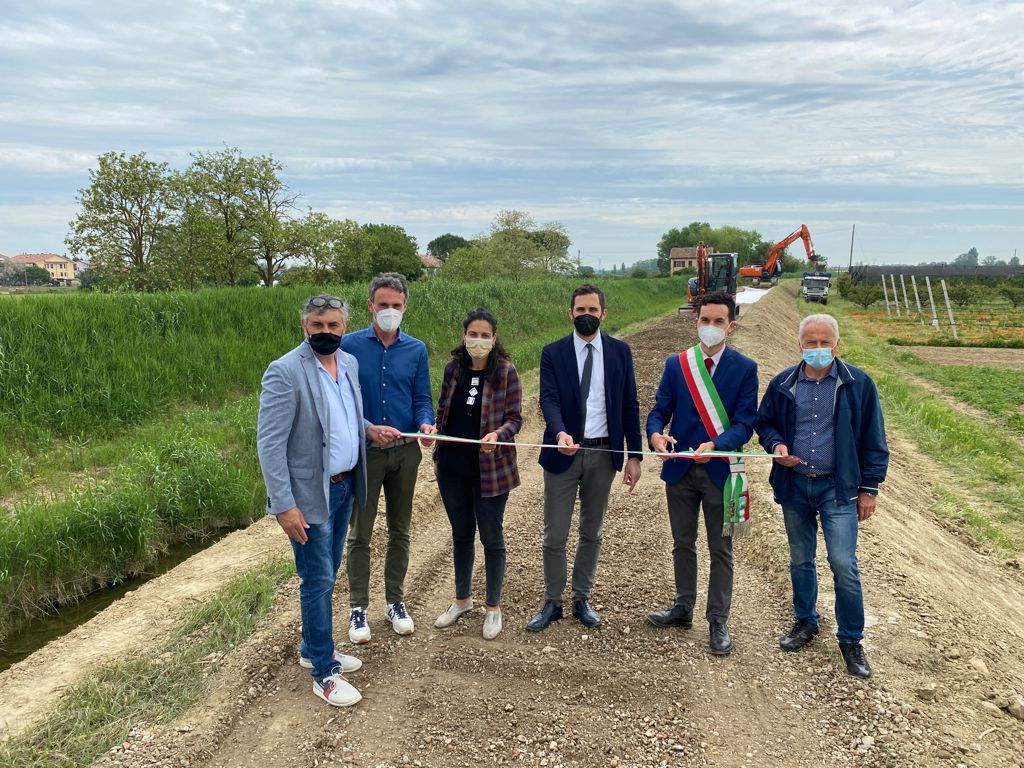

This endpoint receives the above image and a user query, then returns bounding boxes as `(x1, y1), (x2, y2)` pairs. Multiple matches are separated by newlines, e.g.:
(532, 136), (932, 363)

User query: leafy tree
(656, 221), (765, 274)
(998, 282), (1024, 308)
(577, 265), (595, 277)
(629, 266), (647, 279)
(160, 203), (222, 291)
(657, 221), (713, 274)
(982, 254), (999, 267)
(946, 282), (980, 306)
(847, 283), (882, 308)
(183, 147), (268, 286)
(248, 159), (301, 286)
(427, 233), (470, 261)
(335, 223), (420, 282)
(954, 247), (979, 267)
(24, 265), (52, 285)
(65, 151), (174, 291)
(529, 223), (573, 274)
(440, 244), (490, 282)
(1010, 255), (1020, 267)
(294, 211), (344, 284)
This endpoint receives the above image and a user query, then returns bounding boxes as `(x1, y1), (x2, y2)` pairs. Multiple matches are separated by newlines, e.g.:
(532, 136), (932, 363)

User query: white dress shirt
(573, 331), (608, 439)
(702, 345), (726, 377)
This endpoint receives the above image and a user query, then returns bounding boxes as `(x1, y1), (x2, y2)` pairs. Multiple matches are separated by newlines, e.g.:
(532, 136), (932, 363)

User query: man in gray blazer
(258, 294), (400, 707)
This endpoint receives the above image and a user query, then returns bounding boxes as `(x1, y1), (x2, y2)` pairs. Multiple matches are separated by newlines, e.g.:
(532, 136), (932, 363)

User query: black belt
(330, 470), (353, 485)
(801, 471), (833, 479)
(579, 437), (610, 447)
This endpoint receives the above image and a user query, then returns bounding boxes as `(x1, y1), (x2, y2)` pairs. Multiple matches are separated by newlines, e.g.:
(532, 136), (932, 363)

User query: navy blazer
(645, 346), (759, 489)
(538, 332), (644, 474)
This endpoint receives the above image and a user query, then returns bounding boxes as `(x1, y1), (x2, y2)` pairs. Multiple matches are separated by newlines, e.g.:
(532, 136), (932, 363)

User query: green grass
(887, 355), (1024, 435)
(797, 289), (1024, 556)
(0, 277), (685, 452)
(0, 558), (294, 768)
(0, 417), (264, 642)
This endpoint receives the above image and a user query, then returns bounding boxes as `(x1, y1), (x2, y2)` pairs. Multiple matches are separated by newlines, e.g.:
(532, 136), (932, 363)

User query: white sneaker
(299, 649), (362, 673)
(386, 601), (415, 635)
(435, 600), (474, 628)
(349, 607), (371, 644)
(313, 672), (362, 707)
(482, 609), (503, 640)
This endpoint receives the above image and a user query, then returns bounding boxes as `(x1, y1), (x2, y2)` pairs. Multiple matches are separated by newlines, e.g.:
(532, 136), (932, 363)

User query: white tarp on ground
(737, 287), (770, 305)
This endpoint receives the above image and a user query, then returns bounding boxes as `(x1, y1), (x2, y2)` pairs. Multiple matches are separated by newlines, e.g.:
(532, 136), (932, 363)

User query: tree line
(64, 150), (583, 292)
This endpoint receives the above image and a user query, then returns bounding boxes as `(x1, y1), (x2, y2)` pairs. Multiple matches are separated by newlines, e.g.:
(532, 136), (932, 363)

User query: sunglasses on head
(308, 297), (343, 309)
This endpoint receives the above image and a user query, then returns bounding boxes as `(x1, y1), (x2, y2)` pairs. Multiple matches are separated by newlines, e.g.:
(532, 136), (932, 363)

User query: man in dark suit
(527, 284), (643, 632)
(646, 291), (758, 655)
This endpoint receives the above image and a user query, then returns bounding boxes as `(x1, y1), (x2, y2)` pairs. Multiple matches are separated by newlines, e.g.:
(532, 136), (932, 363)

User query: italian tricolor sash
(679, 346), (750, 537)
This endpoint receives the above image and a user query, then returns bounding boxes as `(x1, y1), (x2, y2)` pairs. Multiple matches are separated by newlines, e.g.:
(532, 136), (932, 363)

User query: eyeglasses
(308, 296), (343, 309)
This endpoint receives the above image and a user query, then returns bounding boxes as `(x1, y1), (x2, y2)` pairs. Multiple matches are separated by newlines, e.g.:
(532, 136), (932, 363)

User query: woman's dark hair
(450, 307), (511, 386)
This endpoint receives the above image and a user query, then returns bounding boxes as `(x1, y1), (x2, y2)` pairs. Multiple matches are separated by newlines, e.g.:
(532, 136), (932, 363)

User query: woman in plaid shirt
(431, 308), (522, 640)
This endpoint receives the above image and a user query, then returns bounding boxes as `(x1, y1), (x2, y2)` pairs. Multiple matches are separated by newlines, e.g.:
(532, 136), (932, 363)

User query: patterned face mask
(465, 338), (494, 361)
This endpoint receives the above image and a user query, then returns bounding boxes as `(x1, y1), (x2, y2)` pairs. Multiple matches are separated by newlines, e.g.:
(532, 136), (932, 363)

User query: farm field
(903, 346), (1024, 370)
(2, 283), (1023, 767)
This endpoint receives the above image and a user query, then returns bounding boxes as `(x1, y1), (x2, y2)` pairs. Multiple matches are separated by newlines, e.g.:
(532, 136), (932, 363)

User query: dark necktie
(579, 343), (594, 436)
(705, 356), (714, 377)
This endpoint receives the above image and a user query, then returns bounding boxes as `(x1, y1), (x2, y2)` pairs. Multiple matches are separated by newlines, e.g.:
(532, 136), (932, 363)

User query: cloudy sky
(2, 0), (1022, 268)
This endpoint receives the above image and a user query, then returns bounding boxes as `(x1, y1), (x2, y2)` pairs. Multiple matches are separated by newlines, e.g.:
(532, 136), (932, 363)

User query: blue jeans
(292, 477), (353, 680)
(781, 475), (864, 643)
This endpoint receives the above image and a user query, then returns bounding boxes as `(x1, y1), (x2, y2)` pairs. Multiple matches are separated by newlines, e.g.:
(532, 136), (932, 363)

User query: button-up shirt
(315, 354), (360, 475)
(792, 363), (838, 476)
(342, 326), (434, 434)
(573, 331), (608, 439)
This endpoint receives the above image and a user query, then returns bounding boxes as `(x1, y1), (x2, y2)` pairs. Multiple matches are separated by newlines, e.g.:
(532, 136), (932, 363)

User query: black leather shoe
(526, 600), (563, 632)
(779, 619), (819, 651)
(647, 606), (693, 629)
(572, 599), (603, 627)
(709, 619), (733, 655)
(839, 641), (872, 678)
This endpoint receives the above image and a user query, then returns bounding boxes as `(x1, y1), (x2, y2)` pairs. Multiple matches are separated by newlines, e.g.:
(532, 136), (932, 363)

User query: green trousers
(345, 440), (422, 607)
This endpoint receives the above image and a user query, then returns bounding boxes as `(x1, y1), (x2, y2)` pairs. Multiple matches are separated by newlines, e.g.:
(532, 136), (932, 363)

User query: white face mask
(698, 324), (727, 347)
(375, 308), (403, 333)
(465, 338), (494, 361)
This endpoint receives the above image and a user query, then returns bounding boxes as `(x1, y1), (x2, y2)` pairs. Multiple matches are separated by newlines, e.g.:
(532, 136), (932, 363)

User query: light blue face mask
(802, 347), (834, 369)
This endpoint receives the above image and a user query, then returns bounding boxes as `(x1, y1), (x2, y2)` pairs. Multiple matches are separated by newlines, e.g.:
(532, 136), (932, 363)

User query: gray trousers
(666, 463), (733, 622)
(542, 450), (616, 605)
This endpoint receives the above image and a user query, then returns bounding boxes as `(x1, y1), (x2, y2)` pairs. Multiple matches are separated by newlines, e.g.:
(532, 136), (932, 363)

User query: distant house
(419, 253), (442, 276)
(668, 247), (700, 274)
(11, 253), (80, 285)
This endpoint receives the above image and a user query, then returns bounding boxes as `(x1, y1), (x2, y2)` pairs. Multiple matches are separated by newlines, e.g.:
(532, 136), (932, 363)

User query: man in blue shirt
(755, 314), (888, 678)
(343, 273), (436, 643)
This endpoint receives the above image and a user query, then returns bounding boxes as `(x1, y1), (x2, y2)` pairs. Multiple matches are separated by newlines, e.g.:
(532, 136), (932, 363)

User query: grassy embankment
(0, 558), (294, 768)
(0, 277), (686, 641)
(796, 287), (1024, 557)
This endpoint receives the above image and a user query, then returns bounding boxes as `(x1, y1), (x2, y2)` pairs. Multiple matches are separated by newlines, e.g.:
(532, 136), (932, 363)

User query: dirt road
(8, 287), (1024, 766)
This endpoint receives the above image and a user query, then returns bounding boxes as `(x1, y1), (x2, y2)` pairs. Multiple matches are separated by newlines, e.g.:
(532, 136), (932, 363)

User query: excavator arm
(739, 224), (819, 285)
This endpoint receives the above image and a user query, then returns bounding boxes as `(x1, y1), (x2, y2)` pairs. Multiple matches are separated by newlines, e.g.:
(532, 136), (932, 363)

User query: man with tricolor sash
(754, 313), (888, 678)
(646, 291), (758, 655)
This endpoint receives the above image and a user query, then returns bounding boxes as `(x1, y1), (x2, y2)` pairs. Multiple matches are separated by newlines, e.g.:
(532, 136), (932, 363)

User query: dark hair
(698, 290), (737, 321)
(450, 307), (511, 386)
(571, 284), (605, 310)
(369, 272), (409, 301)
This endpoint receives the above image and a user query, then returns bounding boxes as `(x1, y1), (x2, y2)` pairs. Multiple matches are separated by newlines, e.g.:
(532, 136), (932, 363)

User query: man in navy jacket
(646, 291), (758, 655)
(527, 284), (643, 632)
(754, 313), (888, 678)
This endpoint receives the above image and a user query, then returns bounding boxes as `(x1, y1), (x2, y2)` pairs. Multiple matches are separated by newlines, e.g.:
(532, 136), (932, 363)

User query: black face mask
(307, 332), (341, 356)
(573, 314), (601, 337)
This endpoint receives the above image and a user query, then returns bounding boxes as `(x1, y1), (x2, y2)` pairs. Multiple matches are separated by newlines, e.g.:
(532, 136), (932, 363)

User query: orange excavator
(682, 241), (739, 312)
(739, 224), (821, 286)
